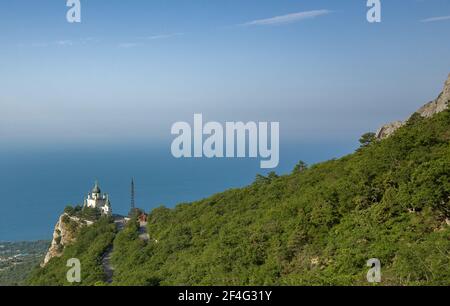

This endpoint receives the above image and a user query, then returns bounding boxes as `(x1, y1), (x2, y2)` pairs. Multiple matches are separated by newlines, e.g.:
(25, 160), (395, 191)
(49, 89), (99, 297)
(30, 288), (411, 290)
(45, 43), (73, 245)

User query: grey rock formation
(417, 74), (450, 118)
(376, 74), (450, 140)
(375, 121), (405, 140)
(41, 214), (93, 267)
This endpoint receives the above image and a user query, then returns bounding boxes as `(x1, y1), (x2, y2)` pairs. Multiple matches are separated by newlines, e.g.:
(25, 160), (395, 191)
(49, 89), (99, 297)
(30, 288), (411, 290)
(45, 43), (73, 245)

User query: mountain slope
(27, 217), (116, 286)
(28, 76), (450, 286)
(108, 107), (450, 286)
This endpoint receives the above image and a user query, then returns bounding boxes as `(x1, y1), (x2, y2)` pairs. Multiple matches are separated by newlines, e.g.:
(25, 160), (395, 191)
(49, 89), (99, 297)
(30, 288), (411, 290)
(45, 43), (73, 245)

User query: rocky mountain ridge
(376, 74), (450, 139)
(41, 214), (93, 267)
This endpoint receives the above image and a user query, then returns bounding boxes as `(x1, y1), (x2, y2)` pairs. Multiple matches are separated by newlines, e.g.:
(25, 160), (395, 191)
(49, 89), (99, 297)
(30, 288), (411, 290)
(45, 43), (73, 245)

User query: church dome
(92, 181), (101, 194)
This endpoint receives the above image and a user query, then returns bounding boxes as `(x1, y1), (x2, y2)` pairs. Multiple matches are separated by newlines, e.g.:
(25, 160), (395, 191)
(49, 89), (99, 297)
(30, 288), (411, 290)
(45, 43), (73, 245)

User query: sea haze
(0, 141), (356, 241)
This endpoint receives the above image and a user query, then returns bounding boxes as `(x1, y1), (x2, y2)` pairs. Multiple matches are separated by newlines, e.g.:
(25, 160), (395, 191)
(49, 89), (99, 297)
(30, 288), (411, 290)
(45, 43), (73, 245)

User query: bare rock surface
(375, 121), (405, 140)
(376, 74), (450, 140)
(41, 214), (93, 267)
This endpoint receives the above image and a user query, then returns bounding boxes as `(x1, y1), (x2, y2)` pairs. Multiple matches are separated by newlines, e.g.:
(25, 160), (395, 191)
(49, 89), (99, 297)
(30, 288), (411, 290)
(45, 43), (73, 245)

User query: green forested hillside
(28, 108), (450, 286)
(27, 217), (116, 286)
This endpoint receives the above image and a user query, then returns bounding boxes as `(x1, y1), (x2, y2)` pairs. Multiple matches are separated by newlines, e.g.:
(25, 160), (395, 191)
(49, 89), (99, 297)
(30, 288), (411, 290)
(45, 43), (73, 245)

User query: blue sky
(1, 1), (450, 240)
(1, 0), (450, 149)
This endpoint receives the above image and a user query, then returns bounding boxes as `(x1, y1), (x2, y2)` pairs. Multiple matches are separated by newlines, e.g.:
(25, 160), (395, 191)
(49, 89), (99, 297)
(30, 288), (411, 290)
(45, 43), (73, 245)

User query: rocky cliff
(41, 214), (93, 267)
(376, 74), (450, 139)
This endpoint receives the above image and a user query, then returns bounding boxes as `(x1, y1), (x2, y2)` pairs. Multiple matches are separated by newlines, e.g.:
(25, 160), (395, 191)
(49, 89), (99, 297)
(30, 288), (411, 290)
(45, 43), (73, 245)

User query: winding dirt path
(101, 215), (127, 284)
(139, 221), (149, 241)
(101, 246), (114, 283)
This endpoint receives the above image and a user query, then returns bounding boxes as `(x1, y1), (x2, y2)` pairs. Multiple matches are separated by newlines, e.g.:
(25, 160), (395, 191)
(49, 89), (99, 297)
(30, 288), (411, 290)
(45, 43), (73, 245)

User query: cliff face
(375, 121), (405, 140)
(41, 214), (93, 267)
(376, 74), (450, 139)
(417, 74), (450, 118)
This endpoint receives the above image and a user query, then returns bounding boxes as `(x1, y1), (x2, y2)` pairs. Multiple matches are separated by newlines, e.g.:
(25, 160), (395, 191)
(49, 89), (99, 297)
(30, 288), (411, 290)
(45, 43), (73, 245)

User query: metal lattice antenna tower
(131, 178), (135, 210)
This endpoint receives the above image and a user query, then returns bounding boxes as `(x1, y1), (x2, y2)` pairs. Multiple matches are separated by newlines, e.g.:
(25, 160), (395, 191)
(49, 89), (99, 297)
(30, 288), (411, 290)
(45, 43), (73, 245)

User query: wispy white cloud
(20, 38), (97, 48)
(118, 33), (184, 48)
(143, 33), (184, 40)
(241, 10), (331, 26)
(118, 42), (141, 49)
(56, 40), (74, 46)
(28, 42), (49, 47)
(421, 15), (450, 23)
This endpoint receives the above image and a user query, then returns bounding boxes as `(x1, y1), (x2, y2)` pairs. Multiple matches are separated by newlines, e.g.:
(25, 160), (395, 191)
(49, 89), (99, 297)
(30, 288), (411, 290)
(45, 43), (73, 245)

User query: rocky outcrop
(41, 214), (93, 267)
(376, 74), (450, 140)
(375, 121), (405, 140)
(417, 74), (450, 118)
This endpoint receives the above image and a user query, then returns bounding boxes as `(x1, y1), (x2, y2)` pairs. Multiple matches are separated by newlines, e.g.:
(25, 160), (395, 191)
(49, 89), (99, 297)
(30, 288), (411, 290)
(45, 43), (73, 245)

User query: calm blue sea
(0, 141), (356, 241)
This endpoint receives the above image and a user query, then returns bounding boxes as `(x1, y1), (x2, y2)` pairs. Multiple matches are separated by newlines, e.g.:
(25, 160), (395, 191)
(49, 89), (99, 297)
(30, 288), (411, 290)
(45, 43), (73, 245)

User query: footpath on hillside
(101, 215), (127, 284)
(101, 215), (149, 283)
(138, 219), (149, 241)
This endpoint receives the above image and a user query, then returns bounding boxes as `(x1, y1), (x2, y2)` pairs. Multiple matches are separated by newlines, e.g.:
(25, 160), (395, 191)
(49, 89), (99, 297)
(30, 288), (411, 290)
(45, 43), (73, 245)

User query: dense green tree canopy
(29, 109), (450, 286)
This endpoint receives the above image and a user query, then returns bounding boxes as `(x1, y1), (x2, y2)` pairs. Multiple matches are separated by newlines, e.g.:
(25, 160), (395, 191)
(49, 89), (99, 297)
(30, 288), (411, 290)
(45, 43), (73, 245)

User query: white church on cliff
(83, 181), (112, 216)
